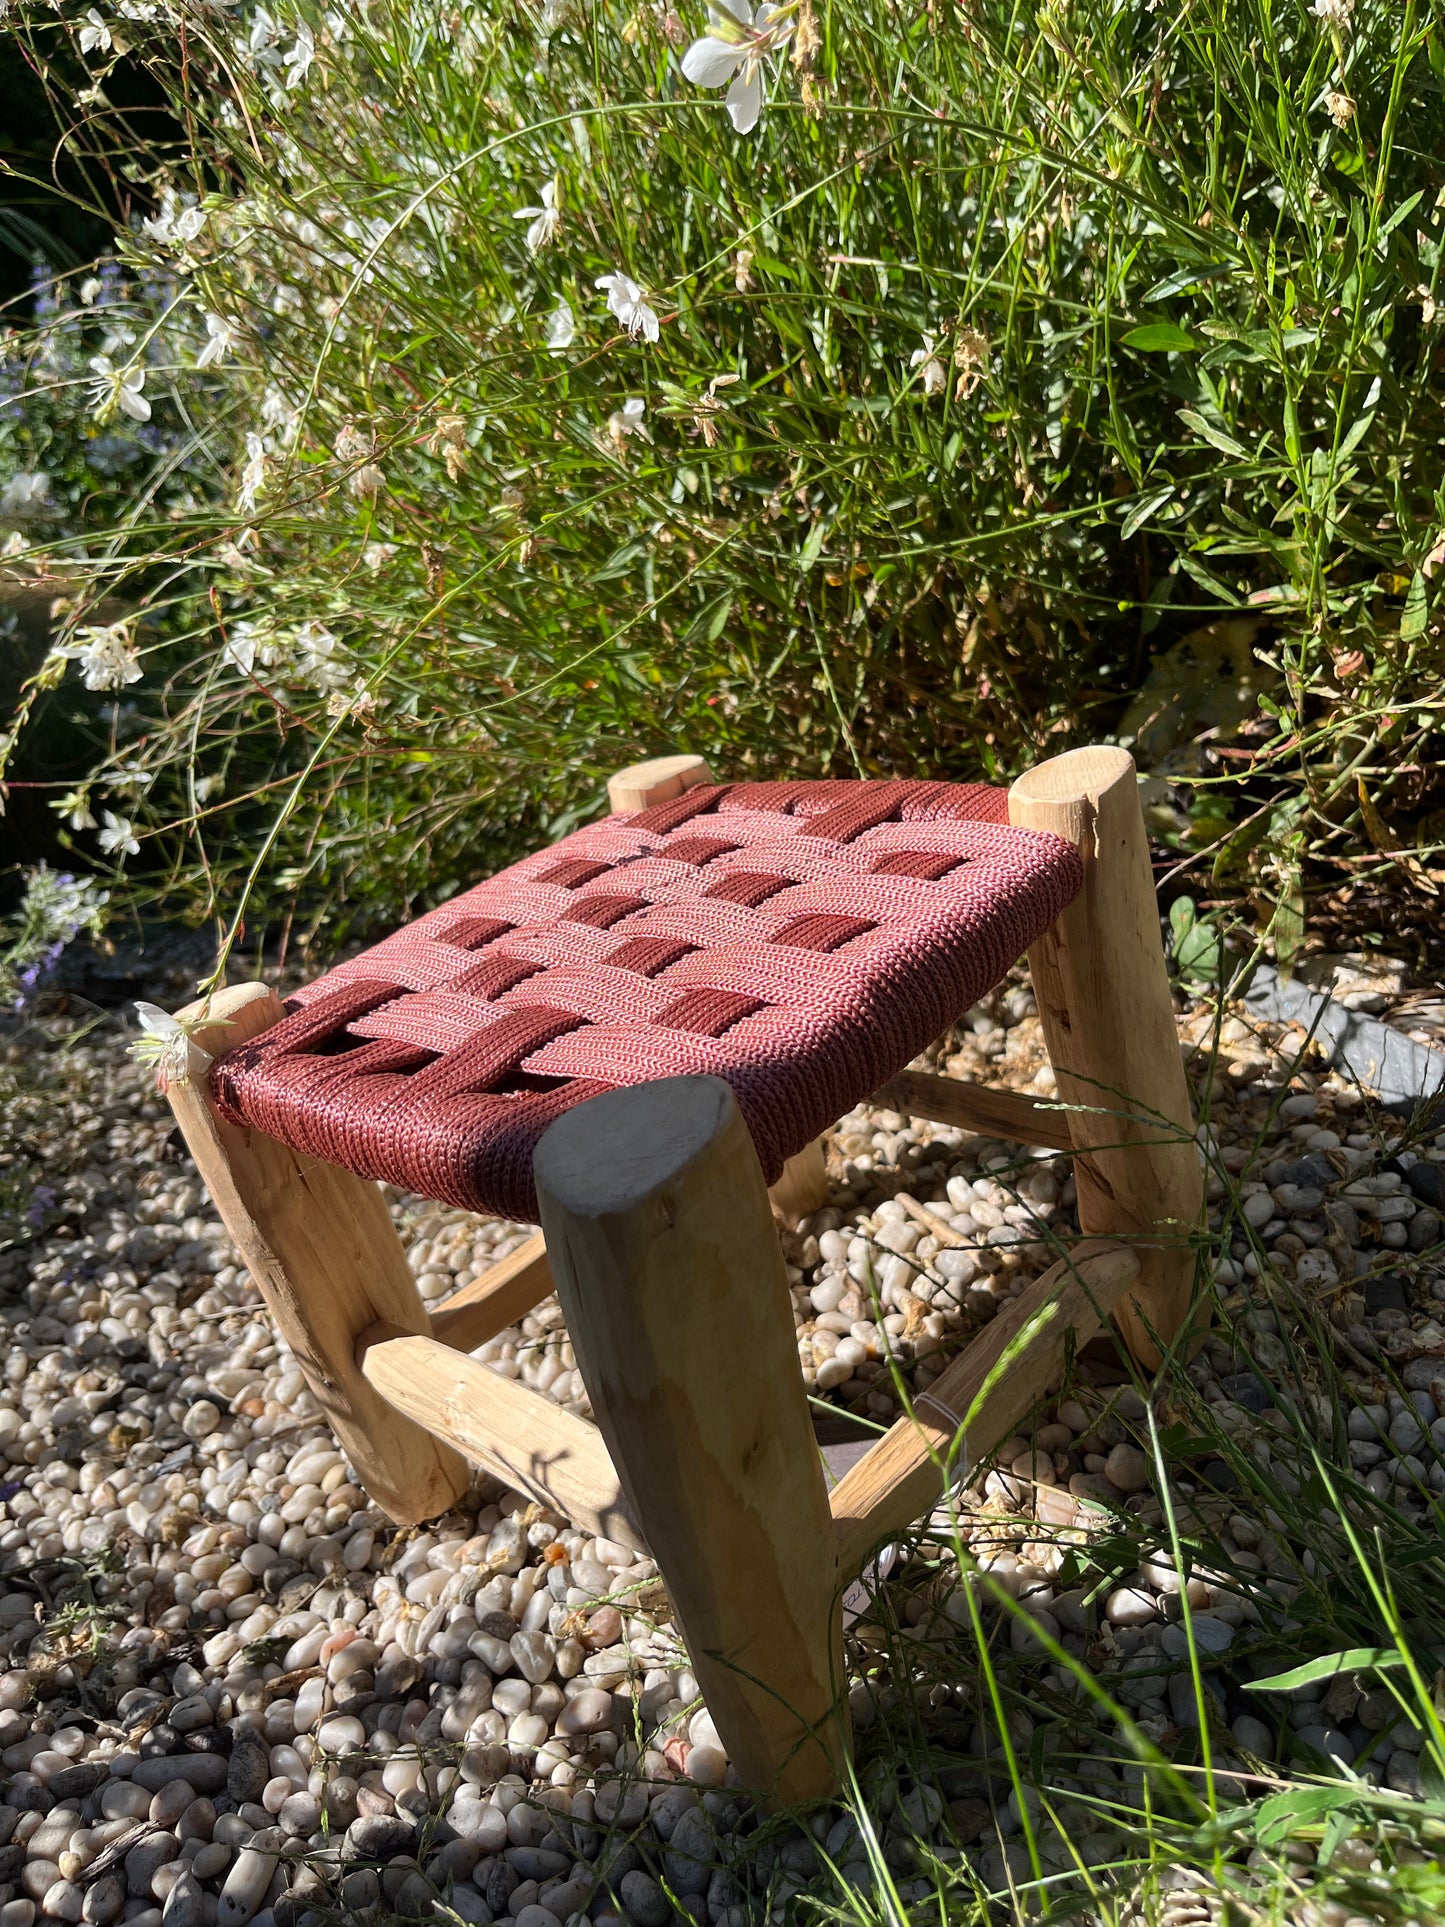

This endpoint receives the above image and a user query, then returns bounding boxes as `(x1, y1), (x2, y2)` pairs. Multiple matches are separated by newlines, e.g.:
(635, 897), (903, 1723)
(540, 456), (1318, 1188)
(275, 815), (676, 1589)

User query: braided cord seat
(211, 779), (1083, 1221)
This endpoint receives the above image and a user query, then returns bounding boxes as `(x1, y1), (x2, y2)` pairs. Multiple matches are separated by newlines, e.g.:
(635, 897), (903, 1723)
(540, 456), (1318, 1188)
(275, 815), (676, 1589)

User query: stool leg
(768, 1137), (830, 1221)
(165, 984), (472, 1524)
(1008, 747), (1205, 1365)
(535, 1075), (849, 1803)
(606, 752), (714, 815)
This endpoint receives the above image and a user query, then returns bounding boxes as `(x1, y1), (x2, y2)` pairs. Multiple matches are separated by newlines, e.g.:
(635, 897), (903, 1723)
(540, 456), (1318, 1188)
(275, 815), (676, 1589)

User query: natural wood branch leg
(357, 1327), (643, 1551)
(607, 753), (714, 815)
(429, 1233), (553, 1352)
(830, 1241), (1139, 1576)
(769, 1137), (829, 1221)
(1009, 748), (1205, 1364)
(535, 1075), (849, 1803)
(872, 1070), (1074, 1152)
(166, 984), (471, 1525)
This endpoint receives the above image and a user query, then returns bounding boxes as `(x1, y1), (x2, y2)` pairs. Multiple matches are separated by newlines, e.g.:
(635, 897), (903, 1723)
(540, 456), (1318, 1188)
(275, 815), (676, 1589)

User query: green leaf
(1143, 264), (1231, 302)
(1247, 1648), (1406, 1692)
(682, 593), (733, 647)
(1168, 898), (1222, 982)
(1401, 570), (1429, 641)
(1120, 484), (1174, 540)
(1177, 409), (1248, 459)
(1255, 1786), (1363, 1847)
(1380, 189), (1425, 239)
(1122, 322), (1199, 353)
(799, 519), (828, 573)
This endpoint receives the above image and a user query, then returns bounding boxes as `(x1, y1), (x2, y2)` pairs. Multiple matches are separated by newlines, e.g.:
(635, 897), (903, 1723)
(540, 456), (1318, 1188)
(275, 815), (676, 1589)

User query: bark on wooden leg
(1008, 747), (1205, 1364)
(535, 1075), (849, 1803)
(166, 983), (471, 1524)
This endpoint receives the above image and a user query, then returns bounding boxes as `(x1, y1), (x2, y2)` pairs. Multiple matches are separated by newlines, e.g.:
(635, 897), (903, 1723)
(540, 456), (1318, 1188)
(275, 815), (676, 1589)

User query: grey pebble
(48, 1764), (110, 1804)
(126, 1835), (180, 1899)
(224, 1737), (269, 1808)
(1230, 1715), (1274, 1758)
(1294, 1725), (1352, 1766)
(1406, 1162), (1445, 1209)
(1220, 1373), (1272, 1415)
(1408, 1207), (1441, 1253)
(1159, 1614), (1233, 1658)
(664, 1809), (715, 1897)
(160, 1871), (206, 1927)
(344, 1815), (417, 1861)
(82, 1877), (126, 1927)
(618, 1871), (670, 1927)
(130, 1758), (228, 1798)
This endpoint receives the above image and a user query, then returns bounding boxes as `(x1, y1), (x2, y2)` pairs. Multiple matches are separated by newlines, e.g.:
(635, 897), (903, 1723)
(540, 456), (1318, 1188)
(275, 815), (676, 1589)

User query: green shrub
(7, 0), (1444, 946)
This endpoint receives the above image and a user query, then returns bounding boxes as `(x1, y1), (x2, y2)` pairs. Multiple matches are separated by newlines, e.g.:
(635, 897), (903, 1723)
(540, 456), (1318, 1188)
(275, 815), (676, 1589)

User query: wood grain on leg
(356, 1327), (642, 1550)
(872, 1070), (1075, 1152)
(535, 1075), (849, 1803)
(429, 1233), (554, 1352)
(1009, 748), (1204, 1363)
(165, 984), (471, 1525)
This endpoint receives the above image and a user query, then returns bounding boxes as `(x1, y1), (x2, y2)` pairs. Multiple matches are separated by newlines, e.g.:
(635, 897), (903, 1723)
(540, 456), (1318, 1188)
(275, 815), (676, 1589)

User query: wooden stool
(162, 747), (1201, 1803)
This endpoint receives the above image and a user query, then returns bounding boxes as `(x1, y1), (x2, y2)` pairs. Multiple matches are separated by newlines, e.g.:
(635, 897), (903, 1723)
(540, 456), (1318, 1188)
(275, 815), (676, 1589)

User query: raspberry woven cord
(210, 780), (1081, 1219)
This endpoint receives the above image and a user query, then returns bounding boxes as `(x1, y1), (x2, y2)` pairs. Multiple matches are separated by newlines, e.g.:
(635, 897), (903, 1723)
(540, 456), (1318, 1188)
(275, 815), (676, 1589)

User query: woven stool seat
(211, 779), (1083, 1220)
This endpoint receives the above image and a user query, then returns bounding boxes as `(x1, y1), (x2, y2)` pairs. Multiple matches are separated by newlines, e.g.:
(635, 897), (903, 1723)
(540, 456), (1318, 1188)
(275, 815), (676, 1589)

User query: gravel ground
(0, 978), (1442, 1926)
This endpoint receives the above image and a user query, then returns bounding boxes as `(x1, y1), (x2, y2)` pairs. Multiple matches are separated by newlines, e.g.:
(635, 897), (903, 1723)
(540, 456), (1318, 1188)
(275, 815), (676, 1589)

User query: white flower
(348, 462), (384, 499)
(606, 397), (652, 449)
(297, 619), (347, 687)
(87, 355), (151, 423)
(515, 178), (562, 254)
(237, 432), (268, 515)
(0, 472), (51, 517)
(131, 1002), (214, 1093)
(140, 190), (205, 249)
(1324, 89), (1356, 126)
(97, 812), (140, 858)
(108, 761), (155, 796)
(545, 297), (576, 352)
(909, 334), (948, 395)
(261, 386), (302, 444)
(680, 0), (794, 135)
(223, 620), (260, 674)
(596, 272), (661, 343)
(79, 9), (113, 53)
(79, 276), (104, 306)
(51, 789), (98, 832)
(1311, 0), (1353, 27)
(196, 311), (241, 367)
(58, 622), (143, 692)
(282, 21), (314, 87)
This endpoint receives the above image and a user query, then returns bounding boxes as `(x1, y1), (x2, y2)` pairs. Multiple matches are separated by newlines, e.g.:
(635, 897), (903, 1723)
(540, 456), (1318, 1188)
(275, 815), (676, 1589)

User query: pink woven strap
(211, 779), (1082, 1218)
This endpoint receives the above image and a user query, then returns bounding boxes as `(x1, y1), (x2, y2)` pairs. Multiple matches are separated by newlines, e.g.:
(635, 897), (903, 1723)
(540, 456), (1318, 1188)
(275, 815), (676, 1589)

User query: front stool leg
(165, 984), (472, 1525)
(1009, 746), (1206, 1365)
(535, 1075), (850, 1803)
